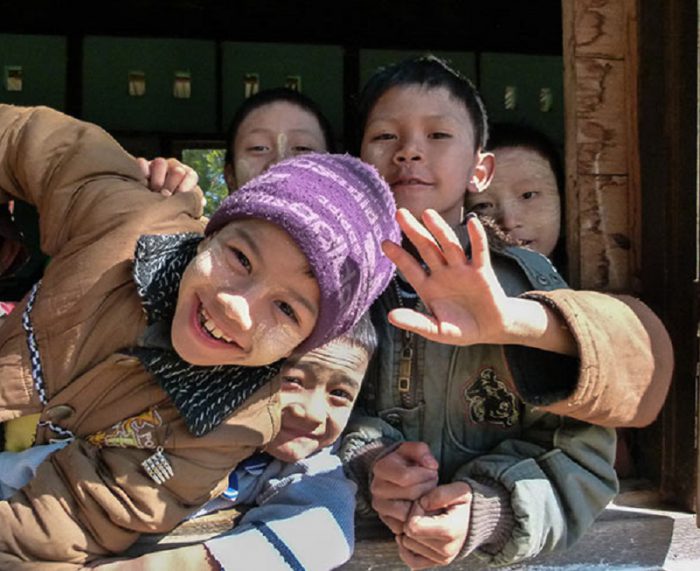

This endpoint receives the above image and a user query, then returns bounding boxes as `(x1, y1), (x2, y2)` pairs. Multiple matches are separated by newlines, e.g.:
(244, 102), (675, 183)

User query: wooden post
(565, 0), (698, 511)
(562, 0), (640, 291)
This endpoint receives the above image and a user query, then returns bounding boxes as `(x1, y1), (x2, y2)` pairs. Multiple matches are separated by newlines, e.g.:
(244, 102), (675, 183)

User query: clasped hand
(371, 442), (473, 570)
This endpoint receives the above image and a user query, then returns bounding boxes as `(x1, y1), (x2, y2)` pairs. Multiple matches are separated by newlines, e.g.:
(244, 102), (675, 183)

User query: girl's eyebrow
(230, 227), (261, 261)
(245, 127), (319, 136)
(289, 287), (319, 319)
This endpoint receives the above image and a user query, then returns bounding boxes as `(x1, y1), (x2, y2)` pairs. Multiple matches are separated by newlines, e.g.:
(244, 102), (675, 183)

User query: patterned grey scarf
(128, 233), (282, 437)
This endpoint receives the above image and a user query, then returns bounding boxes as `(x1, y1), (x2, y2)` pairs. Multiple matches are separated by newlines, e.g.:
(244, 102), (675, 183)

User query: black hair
(486, 122), (564, 199)
(487, 122), (567, 272)
(354, 55), (489, 153)
(331, 312), (377, 361)
(224, 87), (336, 166)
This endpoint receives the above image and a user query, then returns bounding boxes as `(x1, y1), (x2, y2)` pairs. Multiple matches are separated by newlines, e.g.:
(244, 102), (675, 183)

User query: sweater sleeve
(451, 413), (618, 566)
(508, 289), (673, 427)
(204, 448), (357, 571)
(339, 410), (405, 516)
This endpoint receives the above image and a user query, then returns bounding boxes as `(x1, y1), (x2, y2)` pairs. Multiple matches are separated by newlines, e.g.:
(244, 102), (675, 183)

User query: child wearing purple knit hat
(205, 152), (397, 354)
(0, 105), (398, 565)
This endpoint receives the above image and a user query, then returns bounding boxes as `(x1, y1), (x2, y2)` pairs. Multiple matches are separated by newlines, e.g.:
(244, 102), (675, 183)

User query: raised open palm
(382, 209), (516, 347)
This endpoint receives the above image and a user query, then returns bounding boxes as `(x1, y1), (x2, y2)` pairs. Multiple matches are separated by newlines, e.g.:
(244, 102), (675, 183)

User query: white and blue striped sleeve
(204, 447), (357, 571)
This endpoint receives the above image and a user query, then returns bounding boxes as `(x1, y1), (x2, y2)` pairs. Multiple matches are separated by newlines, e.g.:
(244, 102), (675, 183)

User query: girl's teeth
(200, 310), (235, 344)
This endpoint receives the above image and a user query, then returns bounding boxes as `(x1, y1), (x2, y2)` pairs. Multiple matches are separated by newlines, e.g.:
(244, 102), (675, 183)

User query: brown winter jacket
(0, 105), (281, 565)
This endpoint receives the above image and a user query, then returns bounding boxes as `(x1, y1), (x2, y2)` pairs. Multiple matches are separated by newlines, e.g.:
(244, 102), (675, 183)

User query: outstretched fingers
(420, 209), (468, 266)
(382, 209), (505, 347)
(395, 208), (448, 272)
(381, 240), (429, 292)
(464, 212), (491, 269)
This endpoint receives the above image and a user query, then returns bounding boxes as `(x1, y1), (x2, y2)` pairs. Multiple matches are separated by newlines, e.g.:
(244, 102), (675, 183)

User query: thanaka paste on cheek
(234, 158), (254, 189)
(196, 248), (216, 274)
(251, 319), (302, 361)
(361, 145), (391, 178)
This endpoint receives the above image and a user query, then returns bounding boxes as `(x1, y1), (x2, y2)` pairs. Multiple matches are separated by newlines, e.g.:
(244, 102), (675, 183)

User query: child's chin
(268, 442), (317, 463)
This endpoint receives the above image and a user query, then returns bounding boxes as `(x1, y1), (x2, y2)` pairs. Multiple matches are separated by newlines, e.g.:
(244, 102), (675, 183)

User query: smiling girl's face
(171, 218), (320, 367)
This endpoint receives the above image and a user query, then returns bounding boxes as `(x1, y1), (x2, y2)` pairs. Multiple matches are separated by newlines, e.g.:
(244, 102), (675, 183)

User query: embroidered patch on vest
(464, 368), (519, 428)
(87, 408), (163, 449)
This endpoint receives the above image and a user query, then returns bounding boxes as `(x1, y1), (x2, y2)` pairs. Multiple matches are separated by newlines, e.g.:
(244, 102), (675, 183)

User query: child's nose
(217, 291), (253, 331)
(496, 203), (522, 232)
(393, 139), (423, 163)
(302, 392), (326, 425)
(286, 399), (324, 427)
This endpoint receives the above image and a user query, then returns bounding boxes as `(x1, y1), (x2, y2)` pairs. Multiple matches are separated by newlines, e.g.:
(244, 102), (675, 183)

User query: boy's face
(266, 339), (369, 463)
(465, 146), (561, 257)
(361, 85), (493, 227)
(171, 218), (320, 367)
(225, 101), (327, 191)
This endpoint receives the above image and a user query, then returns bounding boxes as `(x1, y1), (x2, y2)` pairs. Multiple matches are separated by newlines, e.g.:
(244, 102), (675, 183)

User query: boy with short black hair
(342, 55), (673, 569)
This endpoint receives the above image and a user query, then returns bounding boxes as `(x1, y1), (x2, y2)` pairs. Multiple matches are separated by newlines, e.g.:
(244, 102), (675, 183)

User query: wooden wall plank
(578, 174), (630, 290)
(563, 0), (638, 291)
(575, 58), (628, 175)
(573, 0), (626, 58)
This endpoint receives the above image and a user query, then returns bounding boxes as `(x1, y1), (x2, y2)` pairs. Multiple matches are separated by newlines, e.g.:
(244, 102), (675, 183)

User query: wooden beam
(563, 0), (640, 291)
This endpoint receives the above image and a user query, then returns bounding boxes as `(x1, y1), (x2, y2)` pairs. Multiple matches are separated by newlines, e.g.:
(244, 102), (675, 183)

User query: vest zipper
(392, 277), (422, 409)
(397, 329), (414, 407)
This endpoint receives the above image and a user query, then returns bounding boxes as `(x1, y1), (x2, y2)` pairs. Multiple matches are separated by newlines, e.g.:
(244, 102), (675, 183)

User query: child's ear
(223, 163), (237, 194)
(467, 150), (495, 193)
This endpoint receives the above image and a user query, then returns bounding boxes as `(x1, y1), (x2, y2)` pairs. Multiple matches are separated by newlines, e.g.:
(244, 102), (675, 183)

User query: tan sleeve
(0, 104), (203, 256)
(0, 552), (83, 570)
(0, 440), (238, 563)
(89, 544), (216, 571)
(0, 385), (280, 563)
(523, 290), (673, 427)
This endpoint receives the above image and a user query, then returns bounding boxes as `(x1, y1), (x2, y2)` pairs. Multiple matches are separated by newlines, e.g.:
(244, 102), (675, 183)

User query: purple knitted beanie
(205, 153), (400, 353)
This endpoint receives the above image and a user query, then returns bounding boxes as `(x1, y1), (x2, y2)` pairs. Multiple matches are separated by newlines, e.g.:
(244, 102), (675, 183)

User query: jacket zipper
(391, 277), (423, 409)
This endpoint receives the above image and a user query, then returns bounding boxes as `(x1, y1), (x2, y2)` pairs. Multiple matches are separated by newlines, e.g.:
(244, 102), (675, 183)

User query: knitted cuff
(343, 440), (401, 518)
(458, 478), (514, 558)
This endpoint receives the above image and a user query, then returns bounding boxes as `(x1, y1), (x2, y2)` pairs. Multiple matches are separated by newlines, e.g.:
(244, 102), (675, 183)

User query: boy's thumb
(419, 481), (472, 512)
(397, 441), (439, 470)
